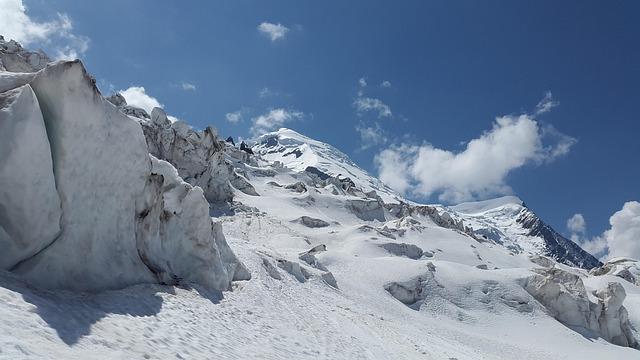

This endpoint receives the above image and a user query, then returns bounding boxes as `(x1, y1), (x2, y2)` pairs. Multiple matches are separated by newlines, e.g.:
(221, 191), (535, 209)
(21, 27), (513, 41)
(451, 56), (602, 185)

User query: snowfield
(2, 37), (640, 359)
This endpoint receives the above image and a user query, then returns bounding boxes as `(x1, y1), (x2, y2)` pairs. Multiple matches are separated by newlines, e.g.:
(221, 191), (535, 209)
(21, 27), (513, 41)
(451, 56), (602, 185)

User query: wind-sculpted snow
(108, 100), (258, 202)
(0, 84), (61, 270)
(523, 267), (638, 348)
(591, 258), (640, 286)
(0, 59), (247, 292)
(9, 61), (158, 291)
(0, 36), (50, 72)
(136, 156), (250, 289)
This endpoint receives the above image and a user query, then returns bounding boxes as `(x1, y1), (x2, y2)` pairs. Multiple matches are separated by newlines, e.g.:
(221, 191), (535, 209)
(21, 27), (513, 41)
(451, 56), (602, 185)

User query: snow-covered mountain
(1, 37), (640, 359)
(253, 128), (400, 202)
(450, 196), (602, 270)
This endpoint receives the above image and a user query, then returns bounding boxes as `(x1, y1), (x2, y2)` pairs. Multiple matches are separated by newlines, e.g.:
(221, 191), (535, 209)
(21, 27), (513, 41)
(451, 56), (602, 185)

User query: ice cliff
(0, 41), (248, 292)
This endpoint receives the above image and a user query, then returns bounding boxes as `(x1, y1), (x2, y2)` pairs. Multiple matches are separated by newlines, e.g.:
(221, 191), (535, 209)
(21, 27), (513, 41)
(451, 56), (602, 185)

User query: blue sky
(3, 0), (639, 256)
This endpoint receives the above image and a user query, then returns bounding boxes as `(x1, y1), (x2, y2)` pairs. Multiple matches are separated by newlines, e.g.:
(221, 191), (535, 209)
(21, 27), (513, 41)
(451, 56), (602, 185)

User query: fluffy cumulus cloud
(354, 97), (392, 118)
(258, 22), (289, 41)
(375, 114), (576, 203)
(120, 86), (163, 114)
(567, 213), (586, 235)
(0, 0), (89, 60)
(355, 122), (388, 150)
(374, 144), (413, 195)
(251, 108), (303, 136)
(572, 202), (640, 260)
(381, 80), (392, 88)
(567, 213), (587, 244)
(605, 201), (640, 259)
(225, 111), (242, 124)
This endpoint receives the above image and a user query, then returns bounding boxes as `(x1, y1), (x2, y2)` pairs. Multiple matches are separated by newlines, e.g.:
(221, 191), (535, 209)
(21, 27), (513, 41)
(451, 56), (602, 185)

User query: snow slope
(2, 152), (639, 359)
(253, 128), (400, 203)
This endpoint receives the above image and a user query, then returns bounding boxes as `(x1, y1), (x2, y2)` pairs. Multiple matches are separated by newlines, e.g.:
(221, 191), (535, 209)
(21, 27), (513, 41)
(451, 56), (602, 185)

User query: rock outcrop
(293, 216), (330, 228)
(379, 243), (424, 260)
(0, 58), (248, 292)
(517, 208), (602, 270)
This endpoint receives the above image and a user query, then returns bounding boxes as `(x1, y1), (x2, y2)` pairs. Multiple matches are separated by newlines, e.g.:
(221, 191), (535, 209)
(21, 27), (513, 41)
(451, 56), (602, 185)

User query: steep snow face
(0, 60), (247, 292)
(450, 196), (602, 270)
(12, 61), (157, 291)
(253, 128), (400, 203)
(136, 156), (250, 289)
(0, 84), (61, 270)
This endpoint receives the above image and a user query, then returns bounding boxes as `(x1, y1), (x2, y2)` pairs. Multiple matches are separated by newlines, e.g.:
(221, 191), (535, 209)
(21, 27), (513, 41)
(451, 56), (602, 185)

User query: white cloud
(258, 22), (289, 41)
(605, 201), (640, 259)
(374, 144), (413, 195)
(259, 87), (277, 98)
(181, 82), (196, 91)
(535, 91), (559, 115)
(356, 122), (387, 150)
(375, 114), (576, 203)
(0, 0), (89, 60)
(381, 80), (392, 88)
(251, 108), (303, 136)
(225, 111), (243, 124)
(354, 97), (392, 118)
(567, 213), (586, 235)
(542, 125), (577, 160)
(359, 77), (367, 87)
(120, 86), (163, 114)
(573, 201), (640, 260)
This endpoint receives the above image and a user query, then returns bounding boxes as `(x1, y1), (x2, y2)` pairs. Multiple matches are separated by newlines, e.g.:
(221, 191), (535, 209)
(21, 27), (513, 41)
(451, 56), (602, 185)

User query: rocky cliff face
(517, 208), (602, 270)
(0, 48), (248, 291)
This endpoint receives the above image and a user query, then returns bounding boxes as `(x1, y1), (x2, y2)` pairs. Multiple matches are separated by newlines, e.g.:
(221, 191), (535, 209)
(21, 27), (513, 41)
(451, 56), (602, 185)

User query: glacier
(0, 44), (247, 292)
(1, 36), (640, 359)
